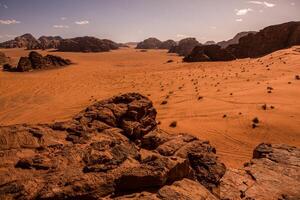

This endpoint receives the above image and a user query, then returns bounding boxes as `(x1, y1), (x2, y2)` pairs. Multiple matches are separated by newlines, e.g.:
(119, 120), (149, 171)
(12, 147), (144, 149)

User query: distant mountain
(204, 41), (216, 45)
(0, 34), (64, 49)
(0, 33), (40, 49)
(217, 31), (257, 49)
(136, 38), (177, 50)
(57, 36), (119, 52)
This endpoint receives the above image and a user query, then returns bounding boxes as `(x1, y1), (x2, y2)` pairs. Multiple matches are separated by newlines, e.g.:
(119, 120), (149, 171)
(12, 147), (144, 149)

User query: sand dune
(1, 47), (299, 167)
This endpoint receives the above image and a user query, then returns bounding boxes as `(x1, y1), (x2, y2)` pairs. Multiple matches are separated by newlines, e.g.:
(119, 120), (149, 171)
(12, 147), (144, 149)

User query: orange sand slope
(1, 47), (299, 168)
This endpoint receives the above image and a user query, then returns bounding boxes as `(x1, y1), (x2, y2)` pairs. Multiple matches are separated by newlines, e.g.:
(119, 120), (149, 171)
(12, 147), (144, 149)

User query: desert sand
(1, 47), (300, 168)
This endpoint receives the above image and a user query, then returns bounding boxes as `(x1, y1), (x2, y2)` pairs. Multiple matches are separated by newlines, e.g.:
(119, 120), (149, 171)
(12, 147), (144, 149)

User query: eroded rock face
(220, 143), (300, 200)
(184, 45), (236, 62)
(168, 37), (201, 56)
(57, 36), (119, 52)
(5, 51), (71, 72)
(0, 93), (225, 199)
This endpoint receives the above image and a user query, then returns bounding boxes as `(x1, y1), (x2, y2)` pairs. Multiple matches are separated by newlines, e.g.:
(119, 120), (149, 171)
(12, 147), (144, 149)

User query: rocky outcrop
(217, 31), (257, 49)
(168, 37), (201, 56)
(159, 40), (177, 50)
(0, 93), (298, 199)
(57, 36), (119, 52)
(183, 45), (236, 62)
(220, 143), (300, 200)
(184, 21), (300, 62)
(0, 33), (40, 49)
(136, 38), (163, 49)
(227, 21), (300, 58)
(3, 51), (71, 72)
(37, 36), (63, 49)
(0, 93), (225, 199)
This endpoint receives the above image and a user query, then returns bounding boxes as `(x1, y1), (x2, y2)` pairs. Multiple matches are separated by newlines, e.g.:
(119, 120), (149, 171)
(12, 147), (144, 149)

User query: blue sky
(0, 0), (299, 43)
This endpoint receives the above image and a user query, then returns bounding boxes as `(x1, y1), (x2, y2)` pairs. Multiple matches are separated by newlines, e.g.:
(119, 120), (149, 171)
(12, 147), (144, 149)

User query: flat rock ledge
(0, 93), (299, 200)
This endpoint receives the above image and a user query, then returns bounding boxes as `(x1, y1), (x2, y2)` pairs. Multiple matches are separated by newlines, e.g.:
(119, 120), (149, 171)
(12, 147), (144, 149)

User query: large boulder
(183, 45), (236, 62)
(227, 21), (300, 58)
(57, 36), (119, 52)
(136, 38), (162, 49)
(0, 93), (224, 199)
(0, 33), (40, 49)
(12, 51), (71, 72)
(168, 37), (201, 56)
(220, 143), (300, 200)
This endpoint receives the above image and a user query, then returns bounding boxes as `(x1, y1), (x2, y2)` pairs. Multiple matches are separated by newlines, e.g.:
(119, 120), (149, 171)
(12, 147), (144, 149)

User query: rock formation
(227, 21), (300, 58)
(0, 93), (225, 199)
(3, 51), (71, 72)
(0, 33), (40, 49)
(159, 40), (177, 50)
(136, 38), (163, 49)
(184, 21), (300, 62)
(168, 37), (201, 56)
(183, 45), (236, 62)
(38, 36), (63, 49)
(57, 36), (119, 52)
(217, 31), (257, 49)
(220, 143), (300, 200)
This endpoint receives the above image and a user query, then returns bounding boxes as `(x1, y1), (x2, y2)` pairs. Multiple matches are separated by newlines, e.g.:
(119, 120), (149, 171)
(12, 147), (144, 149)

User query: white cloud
(176, 34), (188, 38)
(3, 4), (8, 9)
(235, 8), (253, 16)
(248, 1), (275, 8)
(0, 19), (20, 25)
(291, 2), (295, 6)
(53, 25), (69, 28)
(61, 17), (67, 20)
(210, 26), (217, 30)
(75, 20), (89, 25)
(236, 19), (243, 22)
